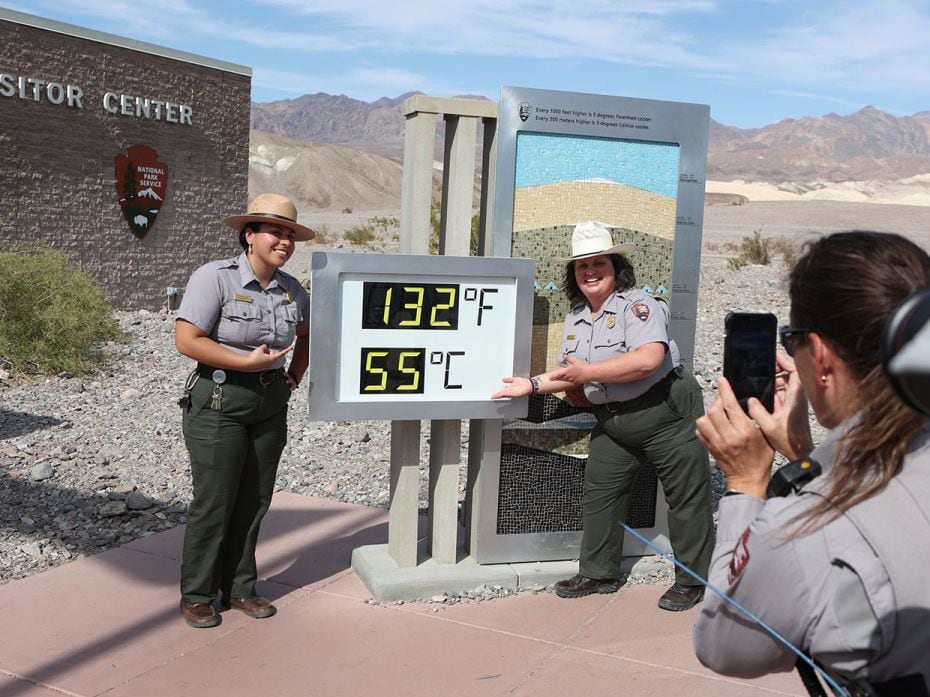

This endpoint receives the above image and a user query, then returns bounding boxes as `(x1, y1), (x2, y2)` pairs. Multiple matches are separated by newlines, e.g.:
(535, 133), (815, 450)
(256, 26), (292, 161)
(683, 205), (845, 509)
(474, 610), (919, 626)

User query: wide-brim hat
(224, 193), (315, 241)
(560, 220), (636, 261)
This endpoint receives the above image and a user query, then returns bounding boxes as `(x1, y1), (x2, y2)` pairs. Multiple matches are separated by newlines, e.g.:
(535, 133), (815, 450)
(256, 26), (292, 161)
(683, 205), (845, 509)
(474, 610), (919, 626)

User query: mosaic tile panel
(514, 132), (680, 198)
(497, 131), (680, 536)
(496, 444), (658, 535)
(513, 225), (674, 377)
(513, 182), (676, 238)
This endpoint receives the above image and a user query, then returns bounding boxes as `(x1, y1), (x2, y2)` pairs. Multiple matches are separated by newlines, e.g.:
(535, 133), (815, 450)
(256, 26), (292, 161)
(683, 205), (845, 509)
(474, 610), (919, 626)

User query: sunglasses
(778, 325), (813, 357)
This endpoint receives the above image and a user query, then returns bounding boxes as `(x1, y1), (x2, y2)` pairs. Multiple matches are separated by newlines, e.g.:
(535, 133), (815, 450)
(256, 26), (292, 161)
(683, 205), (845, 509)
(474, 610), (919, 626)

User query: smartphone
(723, 312), (777, 412)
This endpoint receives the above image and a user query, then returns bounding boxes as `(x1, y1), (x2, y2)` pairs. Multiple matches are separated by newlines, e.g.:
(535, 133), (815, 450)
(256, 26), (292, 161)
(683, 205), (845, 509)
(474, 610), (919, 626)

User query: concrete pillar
(439, 115), (478, 256)
(428, 419), (462, 564)
(399, 110), (436, 255)
(388, 420), (421, 567)
(464, 419), (502, 555)
(477, 116), (498, 257)
(394, 95), (499, 570)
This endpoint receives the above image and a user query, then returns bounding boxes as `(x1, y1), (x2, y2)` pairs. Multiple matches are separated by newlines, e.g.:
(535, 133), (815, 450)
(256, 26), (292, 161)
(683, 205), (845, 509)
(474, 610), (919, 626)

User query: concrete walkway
(0, 493), (804, 697)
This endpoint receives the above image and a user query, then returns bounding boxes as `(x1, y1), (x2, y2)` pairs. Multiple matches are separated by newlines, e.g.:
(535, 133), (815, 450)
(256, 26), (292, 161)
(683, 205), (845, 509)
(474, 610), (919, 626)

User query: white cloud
(21, 0), (348, 51)
(718, 0), (930, 92)
(247, 0), (721, 68)
(16, 0), (930, 115)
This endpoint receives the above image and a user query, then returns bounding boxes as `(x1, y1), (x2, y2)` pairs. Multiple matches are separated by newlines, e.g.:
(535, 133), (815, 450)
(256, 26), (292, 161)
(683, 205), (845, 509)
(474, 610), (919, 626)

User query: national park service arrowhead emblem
(115, 145), (169, 237)
(518, 102), (530, 122)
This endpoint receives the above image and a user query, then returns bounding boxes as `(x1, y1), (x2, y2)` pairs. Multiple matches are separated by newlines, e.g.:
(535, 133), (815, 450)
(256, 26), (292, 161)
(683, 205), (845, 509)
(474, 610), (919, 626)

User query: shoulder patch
(631, 303), (650, 321)
(728, 527), (751, 584)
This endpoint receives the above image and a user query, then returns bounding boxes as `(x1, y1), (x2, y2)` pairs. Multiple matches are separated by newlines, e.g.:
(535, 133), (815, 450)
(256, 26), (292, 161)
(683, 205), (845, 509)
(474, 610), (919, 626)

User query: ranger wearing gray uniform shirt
(695, 423), (930, 690)
(493, 221), (714, 611)
(175, 194), (311, 629)
(694, 231), (930, 695)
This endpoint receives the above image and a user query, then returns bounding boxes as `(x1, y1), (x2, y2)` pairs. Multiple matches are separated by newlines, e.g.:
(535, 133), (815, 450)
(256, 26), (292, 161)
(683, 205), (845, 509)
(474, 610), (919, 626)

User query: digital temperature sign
(307, 253), (535, 420)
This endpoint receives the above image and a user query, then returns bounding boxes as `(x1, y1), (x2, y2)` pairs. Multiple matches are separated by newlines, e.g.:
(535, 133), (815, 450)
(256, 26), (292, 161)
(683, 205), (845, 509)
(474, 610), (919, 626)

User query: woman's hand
(747, 353), (814, 461)
(492, 377), (532, 400)
(242, 344), (291, 371)
(696, 376), (774, 498)
(549, 356), (589, 385)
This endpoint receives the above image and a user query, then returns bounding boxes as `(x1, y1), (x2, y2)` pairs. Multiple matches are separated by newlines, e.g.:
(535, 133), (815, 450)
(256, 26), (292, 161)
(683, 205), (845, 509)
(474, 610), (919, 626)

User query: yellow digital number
(381, 287), (393, 326)
(430, 287), (456, 327)
(363, 350), (389, 391)
(400, 286), (424, 326)
(396, 351), (421, 391)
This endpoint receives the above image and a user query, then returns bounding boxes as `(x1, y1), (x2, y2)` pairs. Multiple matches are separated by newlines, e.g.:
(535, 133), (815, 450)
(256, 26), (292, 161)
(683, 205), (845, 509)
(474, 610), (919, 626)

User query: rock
(99, 501), (128, 518)
(20, 543), (44, 559)
(126, 491), (154, 510)
(29, 462), (55, 481)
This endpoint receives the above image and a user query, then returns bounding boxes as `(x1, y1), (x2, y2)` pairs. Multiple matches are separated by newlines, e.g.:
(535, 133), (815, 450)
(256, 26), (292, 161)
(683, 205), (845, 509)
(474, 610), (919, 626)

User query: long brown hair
(789, 231), (930, 530)
(562, 254), (636, 306)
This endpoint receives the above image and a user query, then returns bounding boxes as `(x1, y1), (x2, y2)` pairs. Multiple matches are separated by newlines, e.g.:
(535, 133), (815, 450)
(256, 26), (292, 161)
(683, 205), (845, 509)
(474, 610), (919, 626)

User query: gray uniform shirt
(694, 421), (930, 683)
(177, 252), (310, 370)
(559, 289), (674, 404)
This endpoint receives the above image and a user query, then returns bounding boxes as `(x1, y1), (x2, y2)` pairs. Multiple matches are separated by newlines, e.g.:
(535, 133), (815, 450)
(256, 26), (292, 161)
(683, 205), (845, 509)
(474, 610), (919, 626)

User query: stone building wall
(0, 11), (251, 309)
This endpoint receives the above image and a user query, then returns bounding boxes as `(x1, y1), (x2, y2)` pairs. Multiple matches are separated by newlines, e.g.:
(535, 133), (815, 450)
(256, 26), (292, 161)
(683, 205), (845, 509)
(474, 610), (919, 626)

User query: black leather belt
(197, 365), (284, 386)
(852, 674), (929, 697)
(599, 368), (678, 413)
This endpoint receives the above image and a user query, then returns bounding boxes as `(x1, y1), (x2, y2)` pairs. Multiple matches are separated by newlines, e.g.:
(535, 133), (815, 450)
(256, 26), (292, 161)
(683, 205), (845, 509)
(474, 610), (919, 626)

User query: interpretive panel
(476, 86), (709, 563)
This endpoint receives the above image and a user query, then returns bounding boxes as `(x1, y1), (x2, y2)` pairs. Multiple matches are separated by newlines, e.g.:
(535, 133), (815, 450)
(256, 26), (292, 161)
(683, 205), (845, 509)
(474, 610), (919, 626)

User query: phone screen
(723, 312), (777, 412)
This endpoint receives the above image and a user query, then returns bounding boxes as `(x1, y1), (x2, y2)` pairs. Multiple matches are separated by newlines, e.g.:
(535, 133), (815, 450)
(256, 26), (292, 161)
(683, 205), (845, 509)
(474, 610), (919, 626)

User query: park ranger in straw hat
(174, 193), (311, 628)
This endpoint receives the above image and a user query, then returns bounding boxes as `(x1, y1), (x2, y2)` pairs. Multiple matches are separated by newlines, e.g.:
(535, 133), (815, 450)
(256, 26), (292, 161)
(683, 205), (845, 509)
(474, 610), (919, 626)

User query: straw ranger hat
(561, 220), (636, 261)
(224, 193), (315, 241)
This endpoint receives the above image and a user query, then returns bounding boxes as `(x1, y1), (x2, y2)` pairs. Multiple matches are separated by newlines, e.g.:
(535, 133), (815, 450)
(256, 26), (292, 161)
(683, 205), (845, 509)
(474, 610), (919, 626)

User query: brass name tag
(234, 293), (253, 303)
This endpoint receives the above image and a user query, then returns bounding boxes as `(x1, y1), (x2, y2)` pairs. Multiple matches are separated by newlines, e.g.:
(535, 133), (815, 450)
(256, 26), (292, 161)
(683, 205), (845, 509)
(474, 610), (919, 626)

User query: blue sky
(8, 0), (930, 128)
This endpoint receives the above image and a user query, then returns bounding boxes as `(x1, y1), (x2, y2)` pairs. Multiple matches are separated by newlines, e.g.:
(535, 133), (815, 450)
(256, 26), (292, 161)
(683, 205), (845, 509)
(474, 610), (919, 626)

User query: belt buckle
(259, 370), (276, 386)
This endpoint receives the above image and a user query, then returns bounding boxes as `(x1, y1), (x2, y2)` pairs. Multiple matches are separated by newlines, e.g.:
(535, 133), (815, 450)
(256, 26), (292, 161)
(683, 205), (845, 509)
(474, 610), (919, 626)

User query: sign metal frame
(308, 251), (535, 421)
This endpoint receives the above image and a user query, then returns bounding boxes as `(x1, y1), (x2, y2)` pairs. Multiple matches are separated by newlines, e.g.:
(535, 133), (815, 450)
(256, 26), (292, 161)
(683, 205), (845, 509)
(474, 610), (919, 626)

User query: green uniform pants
(580, 369), (714, 585)
(180, 376), (290, 604)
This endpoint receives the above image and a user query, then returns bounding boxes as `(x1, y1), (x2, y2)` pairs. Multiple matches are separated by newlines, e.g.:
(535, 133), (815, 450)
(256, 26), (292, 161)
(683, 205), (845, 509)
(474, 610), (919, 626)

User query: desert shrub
(311, 224), (330, 245)
(369, 216), (399, 236)
(344, 224), (376, 247)
(771, 238), (799, 267)
(341, 206), (353, 214)
(727, 230), (771, 269)
(428, 197), (481, 255)
(0, 248), (126, 375)
(727, 255), (748, 270)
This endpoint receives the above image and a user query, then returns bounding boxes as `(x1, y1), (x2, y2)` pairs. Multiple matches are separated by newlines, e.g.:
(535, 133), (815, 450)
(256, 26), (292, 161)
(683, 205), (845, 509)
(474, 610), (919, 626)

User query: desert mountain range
(249, 93), (930, 218)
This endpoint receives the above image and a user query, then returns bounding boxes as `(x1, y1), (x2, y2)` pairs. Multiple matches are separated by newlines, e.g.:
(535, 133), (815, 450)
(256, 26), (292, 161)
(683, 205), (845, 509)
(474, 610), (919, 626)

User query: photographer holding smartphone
(693, 231), (930, 694)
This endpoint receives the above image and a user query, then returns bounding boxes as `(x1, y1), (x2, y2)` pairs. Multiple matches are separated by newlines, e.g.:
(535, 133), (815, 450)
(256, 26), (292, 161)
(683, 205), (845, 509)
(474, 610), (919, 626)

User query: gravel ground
(0, 251), (824, 594)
